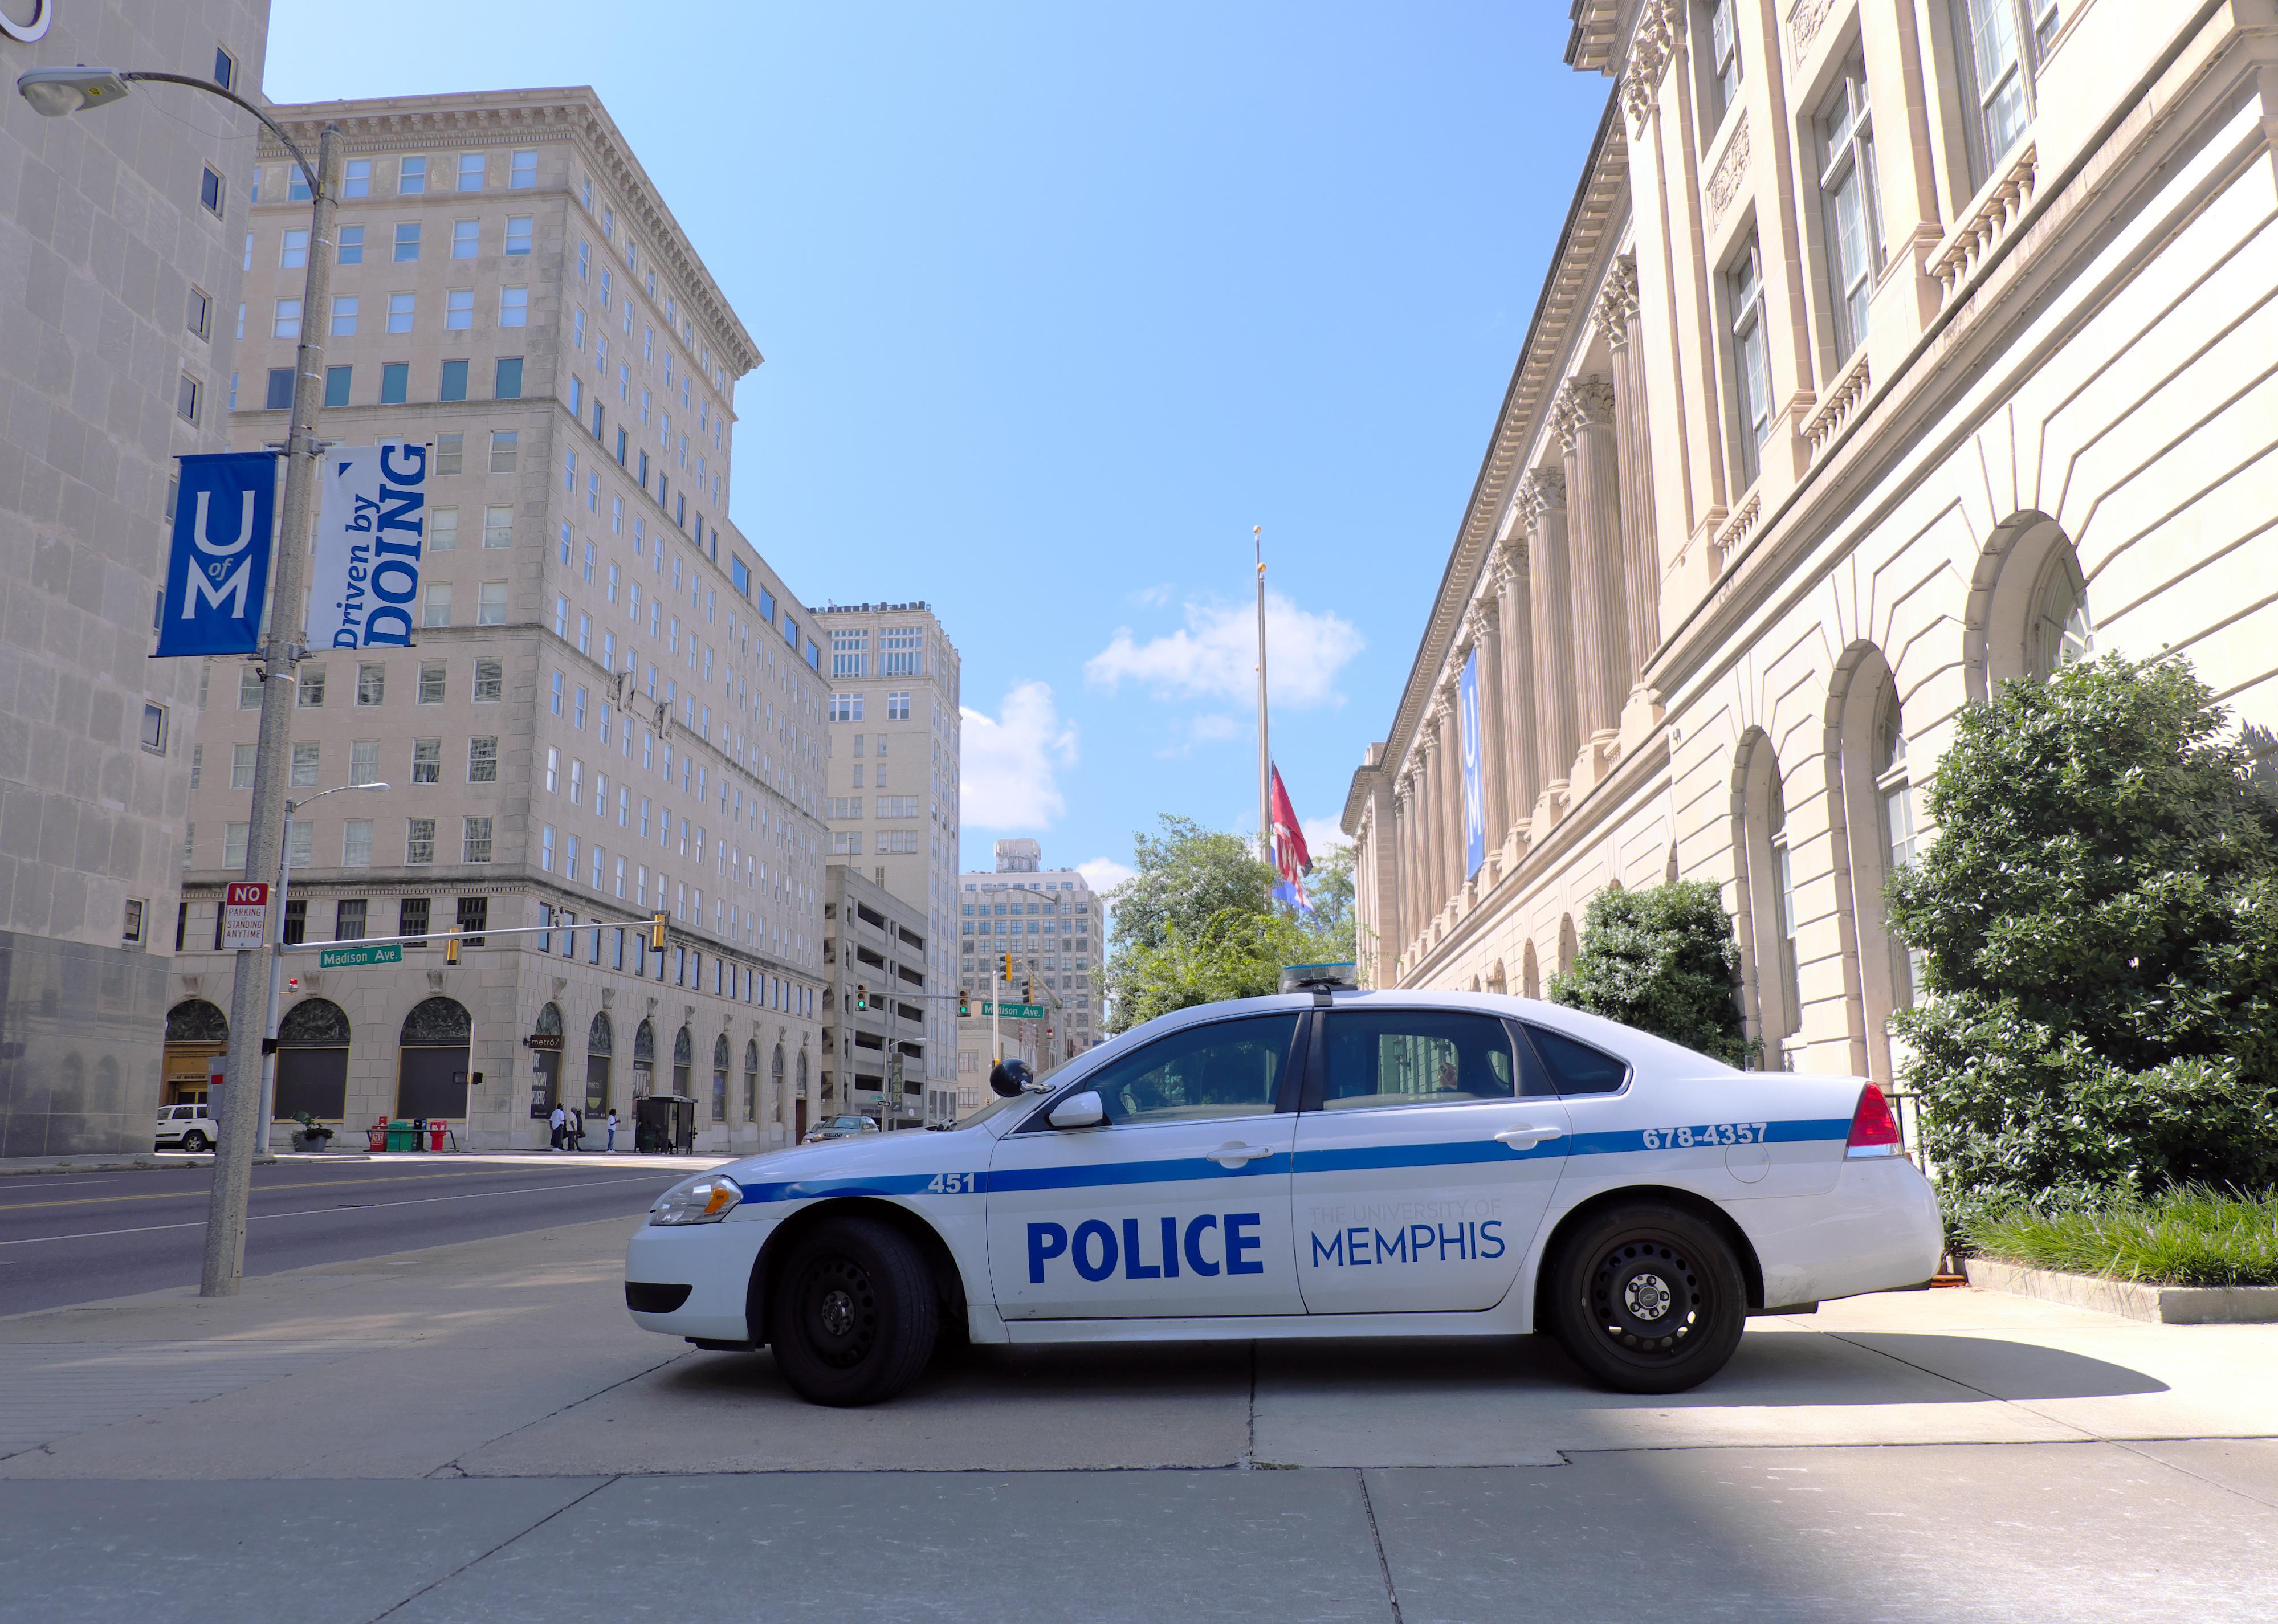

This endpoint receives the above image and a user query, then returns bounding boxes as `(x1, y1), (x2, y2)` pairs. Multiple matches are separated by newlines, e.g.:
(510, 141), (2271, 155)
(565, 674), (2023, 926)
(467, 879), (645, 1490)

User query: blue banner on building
(1458, 647), (1485, 878)
(154, 452), (279, 657)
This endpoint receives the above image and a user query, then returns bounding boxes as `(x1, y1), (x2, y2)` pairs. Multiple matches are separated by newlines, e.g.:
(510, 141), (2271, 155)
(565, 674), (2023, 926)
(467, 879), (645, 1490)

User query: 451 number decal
(924, 1172), (981, 1194)
(1641, 1122), (1769, 1150)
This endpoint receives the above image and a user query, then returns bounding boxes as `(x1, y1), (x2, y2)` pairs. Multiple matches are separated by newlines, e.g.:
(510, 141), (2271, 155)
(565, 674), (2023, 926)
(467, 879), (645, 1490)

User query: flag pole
(1256, 524), (1270, 866)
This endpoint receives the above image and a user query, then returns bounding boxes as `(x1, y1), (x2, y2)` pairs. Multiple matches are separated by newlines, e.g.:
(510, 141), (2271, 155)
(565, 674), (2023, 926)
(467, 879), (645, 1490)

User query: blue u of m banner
(1458, 646), (1485, 877)
(154, 452), (280, 657)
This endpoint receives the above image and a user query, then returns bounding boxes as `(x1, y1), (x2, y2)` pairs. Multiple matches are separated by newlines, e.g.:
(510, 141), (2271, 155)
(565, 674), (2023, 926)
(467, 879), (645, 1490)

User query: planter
(1965, 1258), (2278, 1324)
(290, 1131), (334, 1153)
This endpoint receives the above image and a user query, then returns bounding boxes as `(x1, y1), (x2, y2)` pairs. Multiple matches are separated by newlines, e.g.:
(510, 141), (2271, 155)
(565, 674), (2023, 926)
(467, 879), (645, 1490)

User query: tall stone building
(0, 4), (271, 1155)
(1346, 1), (2277, 1091)
(814, 601), (961, 1118)
(953, 839), (1105, 1114)
(173, 88), (830, 1151)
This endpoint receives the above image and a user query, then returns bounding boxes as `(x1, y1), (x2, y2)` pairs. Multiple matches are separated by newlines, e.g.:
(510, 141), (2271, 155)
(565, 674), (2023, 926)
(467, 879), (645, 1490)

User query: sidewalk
(0, 1148), (731, 1178)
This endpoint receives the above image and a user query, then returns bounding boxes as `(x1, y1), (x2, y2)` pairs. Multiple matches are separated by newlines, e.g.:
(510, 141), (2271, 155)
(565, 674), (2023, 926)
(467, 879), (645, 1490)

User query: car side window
(1065, 1014), (1299, 1127)
(1318, 1010), (1514, 1110)
(1520, 1023), (1631, 1095)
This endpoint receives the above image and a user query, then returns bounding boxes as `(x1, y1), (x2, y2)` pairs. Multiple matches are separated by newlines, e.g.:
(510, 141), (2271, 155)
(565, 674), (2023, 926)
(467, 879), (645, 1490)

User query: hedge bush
(1550, 880), (1755, 1066)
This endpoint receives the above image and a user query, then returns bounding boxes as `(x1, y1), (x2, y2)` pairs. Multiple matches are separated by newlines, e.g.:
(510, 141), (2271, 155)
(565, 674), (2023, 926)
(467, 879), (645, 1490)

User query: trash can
(428, 1121), (449, 1152)
(385, 1119), (417, 1152)
(366, 1119), (389, 1152)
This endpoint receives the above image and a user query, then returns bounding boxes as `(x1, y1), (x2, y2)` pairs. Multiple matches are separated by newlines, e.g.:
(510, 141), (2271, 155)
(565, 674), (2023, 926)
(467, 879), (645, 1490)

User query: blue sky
(266, 1), (1608, 890)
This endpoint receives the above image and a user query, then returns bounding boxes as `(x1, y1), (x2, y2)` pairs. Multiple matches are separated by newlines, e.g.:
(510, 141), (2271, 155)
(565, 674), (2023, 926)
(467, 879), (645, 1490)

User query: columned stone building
(1346, 0), (2278, 1086)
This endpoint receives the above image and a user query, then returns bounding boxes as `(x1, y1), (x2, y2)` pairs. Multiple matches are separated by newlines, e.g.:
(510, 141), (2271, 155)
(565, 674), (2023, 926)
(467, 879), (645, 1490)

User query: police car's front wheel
(1546, 1203), (1746, 1395)
(768, 1217), (938, 1406)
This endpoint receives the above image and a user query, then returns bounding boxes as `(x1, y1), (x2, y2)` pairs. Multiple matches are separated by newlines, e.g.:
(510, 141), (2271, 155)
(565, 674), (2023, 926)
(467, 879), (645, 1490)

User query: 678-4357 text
(1641, 1123), (1770, 1150)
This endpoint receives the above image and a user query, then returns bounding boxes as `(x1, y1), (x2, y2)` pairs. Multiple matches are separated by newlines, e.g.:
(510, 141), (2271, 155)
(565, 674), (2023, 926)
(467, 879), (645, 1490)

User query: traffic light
(957, 990), (971, 1018)
(1022, 977), (1033, 1004)
(444, 925), (462, 965)
(1000, 952), (1013, 981)
(855, 982), (869, 1011)
(650, 912), (667, 951)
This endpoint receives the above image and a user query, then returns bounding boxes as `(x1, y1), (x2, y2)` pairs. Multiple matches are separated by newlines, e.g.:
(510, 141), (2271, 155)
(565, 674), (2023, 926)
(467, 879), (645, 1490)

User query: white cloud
(1077, 856), (1136, 897)
(1189, 713), (1242, 743)
(1301, 815), (1352, 856)
(1130, 583), (1176, 609)
(960, 682), (1077, 831)
(1085, 590), (1364, 711)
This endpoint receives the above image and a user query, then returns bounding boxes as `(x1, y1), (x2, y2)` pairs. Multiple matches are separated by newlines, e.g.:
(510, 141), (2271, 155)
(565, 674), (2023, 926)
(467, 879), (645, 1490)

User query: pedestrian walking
(570, 1107), (585, 1152)
(549, 1102), (567, 1150)
(606, 1108), (618, 1152)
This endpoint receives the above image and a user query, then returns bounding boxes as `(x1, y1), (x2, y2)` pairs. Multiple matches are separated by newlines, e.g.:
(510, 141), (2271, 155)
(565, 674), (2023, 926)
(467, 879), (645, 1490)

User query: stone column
(1399, 773), (1422, 958)
(1556, 373), (1629, 784)
(1596, 258), (1662, 688)
(1492, 541), (1540, 844)
(1521, 468), (1578, 824)
(1467, 598), (1507, 866)
(1415, 737), (1442, 939)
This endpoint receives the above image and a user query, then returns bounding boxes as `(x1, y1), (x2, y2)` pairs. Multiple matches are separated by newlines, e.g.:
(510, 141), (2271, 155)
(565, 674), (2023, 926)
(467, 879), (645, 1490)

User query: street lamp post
(17, 67), (343, 1296)
(259, 784), (388, 1153)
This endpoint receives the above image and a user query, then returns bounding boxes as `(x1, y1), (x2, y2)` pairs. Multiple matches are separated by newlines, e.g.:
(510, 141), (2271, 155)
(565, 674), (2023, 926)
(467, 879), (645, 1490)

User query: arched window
(397, 997), (472, 1119)
(1521, 939), (1540, 999)
(1969, 515), (2092, 696)
(166, 999), (229, 1044)
(278, 998), (350, 1045)
(743, 1039), (760, 1121)
(633, 1018), (655, 1097)
(711, 1033), (730, 1123)
(533, 1002), (563, 1039)
(672, 1025), (692, 1096)
(275, 998), (351, 1120)
(2030, 549), (2094, 679)
(400, 997), (471, 1045)
(588, 1012), (613, 1053)
(1768, 772), (1802, 1046)
(1874, 691), (1922, 1008)
(586, 1013), (614, 1116)
(1557, 915), (1578, 978)
(772, 1043), (787, 1126)
(1737, 736), (1802, 1062)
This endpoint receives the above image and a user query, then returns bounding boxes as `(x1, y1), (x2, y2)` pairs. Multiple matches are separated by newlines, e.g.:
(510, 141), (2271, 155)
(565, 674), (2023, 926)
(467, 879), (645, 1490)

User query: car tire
(1546, 1201), (1747, 1395)
(179, 1132), (210, 1153)
(767, 1216), (938, 1407)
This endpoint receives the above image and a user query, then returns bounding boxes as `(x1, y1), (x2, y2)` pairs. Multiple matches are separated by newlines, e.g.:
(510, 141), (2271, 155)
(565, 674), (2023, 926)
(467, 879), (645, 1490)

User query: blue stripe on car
(733, 1118), (1853, 1205)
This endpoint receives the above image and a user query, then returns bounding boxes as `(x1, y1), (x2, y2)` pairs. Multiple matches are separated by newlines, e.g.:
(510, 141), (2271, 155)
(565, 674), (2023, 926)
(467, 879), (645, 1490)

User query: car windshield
(832, 1117), (868, 1129)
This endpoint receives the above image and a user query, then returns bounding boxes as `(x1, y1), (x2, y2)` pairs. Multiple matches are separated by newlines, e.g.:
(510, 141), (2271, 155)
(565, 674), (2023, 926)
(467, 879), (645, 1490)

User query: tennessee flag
(1269, 764), (1313, 916)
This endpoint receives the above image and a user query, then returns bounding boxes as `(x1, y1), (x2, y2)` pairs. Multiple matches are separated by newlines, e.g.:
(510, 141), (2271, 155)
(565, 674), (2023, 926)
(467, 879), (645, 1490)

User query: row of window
(196, 734), (499, 794)
(828, 627), (926, 679)
(223, 657), (506, 711)
(827, 693), (914, 722)
(197, 816), (492, 871)
(260, 149), (541, 203)
(267, 284), (526, 342)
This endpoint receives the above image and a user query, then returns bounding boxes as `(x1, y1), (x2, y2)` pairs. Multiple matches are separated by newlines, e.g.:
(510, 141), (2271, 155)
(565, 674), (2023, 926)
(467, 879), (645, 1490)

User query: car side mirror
(988, 1058), (1034, 1099)
(1048, 1091), (1107, 1130)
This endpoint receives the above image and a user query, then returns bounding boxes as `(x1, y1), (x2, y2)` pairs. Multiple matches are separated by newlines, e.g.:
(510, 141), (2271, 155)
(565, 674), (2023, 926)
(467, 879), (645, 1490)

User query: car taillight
(1845, 1082), (1904, 1157)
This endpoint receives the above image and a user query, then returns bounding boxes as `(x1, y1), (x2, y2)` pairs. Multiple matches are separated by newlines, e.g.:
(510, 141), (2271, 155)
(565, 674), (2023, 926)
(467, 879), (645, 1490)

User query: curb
(0, 1154), (282, 1177)
(1965, 1258), (2278, 1323)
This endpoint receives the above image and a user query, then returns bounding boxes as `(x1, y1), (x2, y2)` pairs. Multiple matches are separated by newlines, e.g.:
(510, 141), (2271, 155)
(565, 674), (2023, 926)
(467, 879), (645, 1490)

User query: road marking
(0, 1176), (669, 1246)
(0, 1168), (641, 1214)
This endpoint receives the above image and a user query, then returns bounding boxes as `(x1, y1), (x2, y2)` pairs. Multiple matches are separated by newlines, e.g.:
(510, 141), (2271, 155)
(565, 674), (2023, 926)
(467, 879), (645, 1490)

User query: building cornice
(259, 88), (761, 378)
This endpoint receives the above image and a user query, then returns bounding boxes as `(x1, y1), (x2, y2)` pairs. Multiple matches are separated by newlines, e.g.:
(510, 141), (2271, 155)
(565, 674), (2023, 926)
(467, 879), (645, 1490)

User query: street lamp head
(357, 781), (391, 793)
(16, 67), (131, 117)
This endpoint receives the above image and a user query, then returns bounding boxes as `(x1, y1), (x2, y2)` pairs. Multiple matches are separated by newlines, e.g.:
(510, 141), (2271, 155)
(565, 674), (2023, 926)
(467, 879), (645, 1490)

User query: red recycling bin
(428, 1121), (449, 1151)
(366, 1120), (389, 1152)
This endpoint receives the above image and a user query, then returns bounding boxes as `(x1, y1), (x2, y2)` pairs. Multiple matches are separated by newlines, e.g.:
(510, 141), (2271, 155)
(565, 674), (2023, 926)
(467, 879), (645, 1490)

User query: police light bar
(1278, 962), (1358, 993)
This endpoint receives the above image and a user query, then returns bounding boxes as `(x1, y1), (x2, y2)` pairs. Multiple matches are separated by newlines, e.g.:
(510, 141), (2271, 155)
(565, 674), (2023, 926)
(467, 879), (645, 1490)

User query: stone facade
(813, 601), (962, 1103)
(821, 863), (940, 1129)
(0, 3), (271, 1155)
(1346, 0), (2278, 1088)
(171, 89), (826, 1152)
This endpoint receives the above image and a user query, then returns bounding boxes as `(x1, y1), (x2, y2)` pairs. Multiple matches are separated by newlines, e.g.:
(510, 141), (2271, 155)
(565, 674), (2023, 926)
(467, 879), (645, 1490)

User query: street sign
(221, 882), (270, 950)
(317, 942), (402, 968)
(984, 1001), (1046, 1019)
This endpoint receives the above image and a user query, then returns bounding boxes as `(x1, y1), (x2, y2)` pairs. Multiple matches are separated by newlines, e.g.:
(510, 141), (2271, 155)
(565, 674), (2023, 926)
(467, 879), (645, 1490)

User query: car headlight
(649, 1173), (743, 1226)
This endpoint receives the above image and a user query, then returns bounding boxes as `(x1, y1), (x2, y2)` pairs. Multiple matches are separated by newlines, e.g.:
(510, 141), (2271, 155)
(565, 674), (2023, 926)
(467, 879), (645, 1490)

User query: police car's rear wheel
(1547, 1203), (1746, 1394)
(768, 1217), (938, 1407)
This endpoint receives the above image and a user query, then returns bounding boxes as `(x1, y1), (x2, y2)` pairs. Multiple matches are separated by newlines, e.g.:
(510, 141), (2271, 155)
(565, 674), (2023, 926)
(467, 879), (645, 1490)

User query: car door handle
(1494, 1124), (1566, 1145)
(1206, 1143), (1275, 1166)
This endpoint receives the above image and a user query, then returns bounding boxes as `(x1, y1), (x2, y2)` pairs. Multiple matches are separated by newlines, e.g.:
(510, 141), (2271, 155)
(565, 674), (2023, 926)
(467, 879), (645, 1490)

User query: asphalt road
(0, 1160), (686, 1314)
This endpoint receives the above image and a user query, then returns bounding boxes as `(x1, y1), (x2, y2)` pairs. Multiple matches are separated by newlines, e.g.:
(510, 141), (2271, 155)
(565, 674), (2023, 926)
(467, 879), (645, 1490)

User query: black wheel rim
(1582, 1229), (1711, 1365)
(794, 1251), (879, 1370)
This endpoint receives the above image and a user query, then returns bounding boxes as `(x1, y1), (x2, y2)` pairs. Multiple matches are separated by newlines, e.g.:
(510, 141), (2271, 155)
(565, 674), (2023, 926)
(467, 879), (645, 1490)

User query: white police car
(625, 987), (1941, 1406)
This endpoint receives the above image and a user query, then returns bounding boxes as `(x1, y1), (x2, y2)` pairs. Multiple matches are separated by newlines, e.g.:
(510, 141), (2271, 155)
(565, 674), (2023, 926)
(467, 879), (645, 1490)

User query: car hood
(707, 1123), (989, 1195)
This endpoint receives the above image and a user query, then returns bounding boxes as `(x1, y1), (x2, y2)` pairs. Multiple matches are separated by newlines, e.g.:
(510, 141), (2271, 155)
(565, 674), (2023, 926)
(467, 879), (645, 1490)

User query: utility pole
(1255, 525), (1270, 865)
(202, 123), (343, 1297)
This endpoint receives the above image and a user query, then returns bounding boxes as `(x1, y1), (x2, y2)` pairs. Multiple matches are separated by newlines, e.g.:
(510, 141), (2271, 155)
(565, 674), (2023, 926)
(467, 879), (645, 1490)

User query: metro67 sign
(221, 882), (270, 951)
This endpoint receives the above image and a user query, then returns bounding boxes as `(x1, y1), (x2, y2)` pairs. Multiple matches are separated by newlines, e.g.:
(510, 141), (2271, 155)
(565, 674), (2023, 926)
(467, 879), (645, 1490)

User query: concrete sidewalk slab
(1365, 1446), (2278, 1623)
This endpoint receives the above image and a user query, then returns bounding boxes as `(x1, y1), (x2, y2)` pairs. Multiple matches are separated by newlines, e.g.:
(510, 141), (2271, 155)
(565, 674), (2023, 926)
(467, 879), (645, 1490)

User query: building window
(474, 658), (503, 701)
(430, 508), (459, 552)
(336, 898), (368, 940)
(881, 626), (921, 676)
(393, 222), (421, 262)
(1768, 775), (1801, 1048)
(495, 357), (524, 399)
(829, 693), (863, 723)
(281, 228), (309, 268)
(400, 896), (430, 944)
(1874, 693), (1922, 1009)
(457, 152), (485, 191)
(478, 582), (507, 625)
(140, 703), (167, 754)
(290, 741), (319, 789)
(176, 375), (201, 424)
(511, 149), (537, 189)
(499, 287), (528, 328)
(831, 628), (868, 678)
(1727, 235), (1772, 487)
(337, 224), (364, 264)
(225, 822), (250, 868)
(2030, 553), (2094, 679)
(323, 366), (352, 408)
(451, 218), (479, 259)
(399, 156), (427, 195)
(213, 46), (236, 89)
(350, 741), (380, 784)
(505, 215), (532, 255)
(1819, 60), (1882, 364)
(231, 742), (256, 790)
(274, 299), (304, 342)
(331, 295), (358, 337)
(483, 505), (514, 548)
(445, 289), (473, 331)
(264, 368), (293, 410)
(387, 292), (415, 333)
(1705, 0), (1741, 126)
(489, 430), (518, 472)
(296, 666), (327, 709)
(418, 662), (447, 704)
(440, 359), (468, 402)
(186, 286), (211, 340)
(281, 898), (307, 946)
(1953, 0), (2056, 186)
(374, 361), (409, 406)
(412, 739), (442, 784)
(200, 165), (224, 216)
(343, 819), (372, 867)
(886, 691), (911, 721)
(468, 736), (498, 782)
(423, 583), (453, 628)
(463, 818), (494, 863)
(406, 818), (437, 865)
(344, 158), (371, 199)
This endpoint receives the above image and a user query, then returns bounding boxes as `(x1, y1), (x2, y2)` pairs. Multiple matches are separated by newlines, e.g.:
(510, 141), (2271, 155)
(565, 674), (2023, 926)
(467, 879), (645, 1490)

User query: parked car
(801, 1114), (881, 1145)
(155, 1102), (221, 1153)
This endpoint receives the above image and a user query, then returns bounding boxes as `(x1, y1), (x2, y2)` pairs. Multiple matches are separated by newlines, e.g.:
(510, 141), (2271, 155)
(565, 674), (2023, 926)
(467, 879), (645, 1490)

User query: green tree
(1101, 815), (1354, 1033)
(1888, 654), (2278, 1211)
(1548, 880), (1754, 1066)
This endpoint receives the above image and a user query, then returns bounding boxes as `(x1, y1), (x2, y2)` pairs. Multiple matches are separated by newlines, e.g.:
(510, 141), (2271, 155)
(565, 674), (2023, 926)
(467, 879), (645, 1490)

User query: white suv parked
(154, 1103), (220, 1153)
